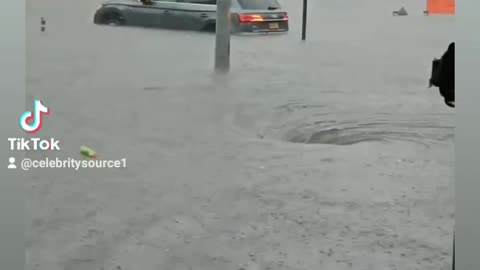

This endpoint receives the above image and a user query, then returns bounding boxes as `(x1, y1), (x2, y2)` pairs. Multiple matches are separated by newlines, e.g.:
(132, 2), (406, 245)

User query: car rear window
(179, 0), (216, 4)
(236, 0), (281, 10)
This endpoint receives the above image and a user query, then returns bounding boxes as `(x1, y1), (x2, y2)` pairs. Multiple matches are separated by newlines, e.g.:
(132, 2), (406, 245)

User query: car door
(151, 0), (181, 29)
(127, 1), (165, 28)
(172, 0), (217, 30)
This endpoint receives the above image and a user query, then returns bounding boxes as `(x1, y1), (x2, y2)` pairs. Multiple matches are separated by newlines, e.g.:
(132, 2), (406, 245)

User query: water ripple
(264, 103), (454, 145)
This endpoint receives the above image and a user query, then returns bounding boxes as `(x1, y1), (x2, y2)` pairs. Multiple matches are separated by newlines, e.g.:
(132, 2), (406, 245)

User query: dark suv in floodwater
(93, 0), (289, 33)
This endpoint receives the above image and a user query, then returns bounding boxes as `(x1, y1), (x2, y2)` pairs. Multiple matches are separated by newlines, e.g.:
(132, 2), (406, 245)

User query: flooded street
(26, 0), (454, 269)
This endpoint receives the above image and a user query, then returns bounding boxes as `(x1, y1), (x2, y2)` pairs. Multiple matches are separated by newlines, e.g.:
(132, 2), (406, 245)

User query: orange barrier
(426, 0), (455, 14)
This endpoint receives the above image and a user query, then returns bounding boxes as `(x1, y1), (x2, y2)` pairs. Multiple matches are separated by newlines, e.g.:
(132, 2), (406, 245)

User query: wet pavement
(26, 0), (454, 269)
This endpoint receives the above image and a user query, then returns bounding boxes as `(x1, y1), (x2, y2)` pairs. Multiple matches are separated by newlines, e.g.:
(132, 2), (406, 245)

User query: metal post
(41, 17), (46, 32)
(301, 0), (307, 40)
(215, 0), (232, 72)
(452, 232), (455, 270)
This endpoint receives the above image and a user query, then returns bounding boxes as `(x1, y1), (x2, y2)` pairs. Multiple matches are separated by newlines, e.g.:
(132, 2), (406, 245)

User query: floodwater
(26, 0), (454, 269)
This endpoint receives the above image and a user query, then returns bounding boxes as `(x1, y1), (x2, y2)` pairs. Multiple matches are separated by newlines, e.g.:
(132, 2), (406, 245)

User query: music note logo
(19, 100), (50, 134)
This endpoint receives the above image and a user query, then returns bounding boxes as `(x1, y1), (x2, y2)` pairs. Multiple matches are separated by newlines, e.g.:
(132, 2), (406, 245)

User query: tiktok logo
(19, 100), (50, 134)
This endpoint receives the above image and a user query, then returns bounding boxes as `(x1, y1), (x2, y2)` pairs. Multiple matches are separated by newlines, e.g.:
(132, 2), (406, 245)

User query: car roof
(101, 0), (284, 12)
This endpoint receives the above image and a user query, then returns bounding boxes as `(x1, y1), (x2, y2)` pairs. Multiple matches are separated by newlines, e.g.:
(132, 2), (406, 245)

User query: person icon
(8, 157), (16, 169)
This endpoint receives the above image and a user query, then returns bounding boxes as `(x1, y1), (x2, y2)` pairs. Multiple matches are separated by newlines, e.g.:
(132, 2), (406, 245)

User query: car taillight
(283, 13), (289, 21)
(238, 14), (264, 23)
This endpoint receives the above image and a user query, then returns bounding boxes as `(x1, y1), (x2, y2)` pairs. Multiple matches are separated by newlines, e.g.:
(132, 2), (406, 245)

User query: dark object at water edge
(429, 42), (454, 108)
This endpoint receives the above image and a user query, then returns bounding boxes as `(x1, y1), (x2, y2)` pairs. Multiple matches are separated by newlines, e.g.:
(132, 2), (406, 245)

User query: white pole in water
(215, 0), (232, 72)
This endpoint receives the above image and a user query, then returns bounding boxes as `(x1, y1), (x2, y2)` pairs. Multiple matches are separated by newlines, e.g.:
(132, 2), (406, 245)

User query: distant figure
(393, 7), (408, 16)
(429, 42), (454, 107)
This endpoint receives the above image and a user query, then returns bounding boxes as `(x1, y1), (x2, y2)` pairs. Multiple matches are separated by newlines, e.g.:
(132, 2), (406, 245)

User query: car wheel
(102, 13), (124, 26)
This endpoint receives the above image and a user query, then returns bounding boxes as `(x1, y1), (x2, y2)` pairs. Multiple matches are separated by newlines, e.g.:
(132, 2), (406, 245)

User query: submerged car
(93, 0), (289, 33)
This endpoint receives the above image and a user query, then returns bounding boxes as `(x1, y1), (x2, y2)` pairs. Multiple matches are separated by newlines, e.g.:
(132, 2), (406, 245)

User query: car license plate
(269, 23), (279, 29)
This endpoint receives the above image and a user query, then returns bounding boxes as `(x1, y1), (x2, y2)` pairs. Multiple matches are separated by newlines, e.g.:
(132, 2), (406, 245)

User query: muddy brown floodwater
(26, 0), (454, 269)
